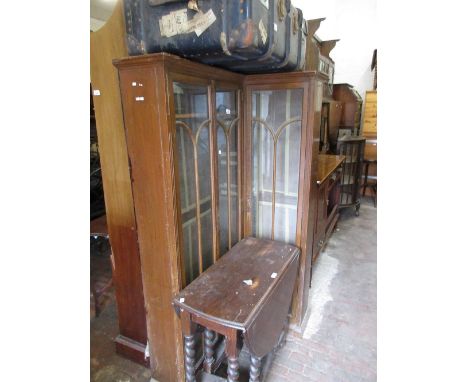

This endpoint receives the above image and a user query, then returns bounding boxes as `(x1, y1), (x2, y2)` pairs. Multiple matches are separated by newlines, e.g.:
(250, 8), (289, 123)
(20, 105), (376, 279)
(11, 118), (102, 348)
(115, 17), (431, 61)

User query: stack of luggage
(124, 0), (308, 73)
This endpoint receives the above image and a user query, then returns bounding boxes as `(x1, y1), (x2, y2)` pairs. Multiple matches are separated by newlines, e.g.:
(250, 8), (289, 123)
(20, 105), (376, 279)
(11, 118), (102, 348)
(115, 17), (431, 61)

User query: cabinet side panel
(290, 79), (322, 327)
(90, 0), (148, 363)
(118, 65), (184, 382)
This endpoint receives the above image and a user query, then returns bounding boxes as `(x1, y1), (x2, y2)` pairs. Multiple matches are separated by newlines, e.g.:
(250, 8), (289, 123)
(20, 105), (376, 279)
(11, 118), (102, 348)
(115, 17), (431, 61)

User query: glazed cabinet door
(171, 79), (242, 287)
(244, 84), (309, 246)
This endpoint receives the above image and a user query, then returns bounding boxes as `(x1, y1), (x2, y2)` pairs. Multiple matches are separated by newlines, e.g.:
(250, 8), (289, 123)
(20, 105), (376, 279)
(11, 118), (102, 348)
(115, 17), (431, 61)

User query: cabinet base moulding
(115, 334), (150, 368)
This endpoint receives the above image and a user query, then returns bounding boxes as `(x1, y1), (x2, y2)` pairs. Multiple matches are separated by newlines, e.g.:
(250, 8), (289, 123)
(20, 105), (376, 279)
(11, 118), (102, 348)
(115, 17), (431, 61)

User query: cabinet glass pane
(173, 82), (213, 285)
(251, 89), (303, 244)
(216, 90), (239, 256)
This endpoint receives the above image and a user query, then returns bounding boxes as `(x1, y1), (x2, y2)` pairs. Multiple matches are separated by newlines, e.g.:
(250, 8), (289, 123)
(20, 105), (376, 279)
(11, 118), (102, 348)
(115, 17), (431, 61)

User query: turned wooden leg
(181, 310), (197, 382)
(203, 328), (216, 373)
(225, 328), (240, 382)
(249, 355), (261, 382)
(227, 356), (240, 382)
(184, 334), (196, 382)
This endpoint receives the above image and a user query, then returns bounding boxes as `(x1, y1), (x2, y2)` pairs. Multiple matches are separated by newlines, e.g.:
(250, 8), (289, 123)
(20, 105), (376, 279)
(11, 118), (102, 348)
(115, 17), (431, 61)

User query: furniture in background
(305, 19), (341, 155)
(372, 49), (377, 90)
(173, 237), (300, 382)
(90, 0), (148, 366)
(333, 83), (362, 136)
(114, 53), (325, 381)
(362, 159), (377, 207)
(337, 136), (366, 216)
(324, 100), (344, 152)
(309, 154), (344, 287)
(90, 215), (114, 318)
(361, 90), (377, 199)
(313, 155), (345, 261)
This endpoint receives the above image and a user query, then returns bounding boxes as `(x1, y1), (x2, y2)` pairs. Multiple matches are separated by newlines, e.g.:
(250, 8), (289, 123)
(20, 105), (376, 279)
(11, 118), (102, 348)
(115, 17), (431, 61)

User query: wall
(295, 0), (377, 99)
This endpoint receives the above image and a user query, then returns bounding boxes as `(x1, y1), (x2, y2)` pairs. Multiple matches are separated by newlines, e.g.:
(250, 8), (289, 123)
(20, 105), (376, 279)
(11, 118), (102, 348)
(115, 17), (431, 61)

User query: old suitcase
(123, 0), (294, 71)
(225, 4), (307, 73)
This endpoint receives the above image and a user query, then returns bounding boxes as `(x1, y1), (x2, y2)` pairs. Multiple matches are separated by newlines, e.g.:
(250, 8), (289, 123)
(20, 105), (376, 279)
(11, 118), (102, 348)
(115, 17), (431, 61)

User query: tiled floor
(90, 197), (376, 382)
(266, 198), (377, 382)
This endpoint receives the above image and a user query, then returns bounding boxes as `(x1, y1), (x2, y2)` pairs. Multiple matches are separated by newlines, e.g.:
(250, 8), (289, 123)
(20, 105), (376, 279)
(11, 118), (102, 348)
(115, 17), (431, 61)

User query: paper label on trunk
(259, 0), (269, 9)
(259, 19), (268, 44)
(188, 9), (217, 36)
(159, 8), (188, 37)
(159, 8), (216, 37)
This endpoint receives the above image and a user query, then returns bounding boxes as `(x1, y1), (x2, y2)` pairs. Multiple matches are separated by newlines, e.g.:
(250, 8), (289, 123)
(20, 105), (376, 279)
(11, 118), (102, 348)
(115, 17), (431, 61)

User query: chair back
(337, 136), (366, 207)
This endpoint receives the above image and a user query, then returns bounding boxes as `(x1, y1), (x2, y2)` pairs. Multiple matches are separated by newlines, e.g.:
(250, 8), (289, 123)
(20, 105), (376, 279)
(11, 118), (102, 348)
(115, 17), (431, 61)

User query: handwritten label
(159, 8), (216, 38)
(159, 8), (188, 37)
(190, 9), (217, 36)
(259, 19), (267, 44)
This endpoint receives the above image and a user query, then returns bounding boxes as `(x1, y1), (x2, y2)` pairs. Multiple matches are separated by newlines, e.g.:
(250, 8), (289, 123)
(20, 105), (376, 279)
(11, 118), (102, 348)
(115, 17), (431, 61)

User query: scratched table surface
(173, 237), (300, 331)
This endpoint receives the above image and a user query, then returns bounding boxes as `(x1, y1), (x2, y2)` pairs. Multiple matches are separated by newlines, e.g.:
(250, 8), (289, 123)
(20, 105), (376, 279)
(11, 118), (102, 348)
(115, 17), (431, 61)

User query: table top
(317, 154), (345, 185)
(173, 237), (300, 331)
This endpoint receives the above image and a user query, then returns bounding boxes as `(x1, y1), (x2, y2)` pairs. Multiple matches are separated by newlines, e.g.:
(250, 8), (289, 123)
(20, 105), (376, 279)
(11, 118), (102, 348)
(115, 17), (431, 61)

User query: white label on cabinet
(135, 96), (145, 101)
(93, 90), (101, 96)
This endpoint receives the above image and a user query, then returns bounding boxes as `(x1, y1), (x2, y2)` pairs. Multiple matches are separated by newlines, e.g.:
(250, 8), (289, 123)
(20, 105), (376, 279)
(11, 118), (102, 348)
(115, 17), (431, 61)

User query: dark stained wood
(114, 335), (150, 367)
(317, 155), (345, 185)
(114, 53), (244, 382)
(243, 72), (323, 329)
(173, 237), (299, 381)
(327, 100), (343, 149)
(114, 53), (325, 376)
(333, 83), (363, 136)
(311, 155), (344, 271)
(173, 238), (300, 331)
(204, 328), (216, 373)
(249, 355), (262, 382)
(90, 214), (108, 237)
(116, 62), (184, 382)
(90, 0), (148, 366)
(243, 251), (299, 357)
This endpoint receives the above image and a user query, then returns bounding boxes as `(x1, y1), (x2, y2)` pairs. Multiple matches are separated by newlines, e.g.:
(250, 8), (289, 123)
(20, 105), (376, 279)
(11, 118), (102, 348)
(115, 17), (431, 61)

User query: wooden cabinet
(243, 72), (324, 328)
(114, 53), (244, 382)
(313, 155), (344, 262)
(114, 53), (325, 381)
(362, 90), (377, 136)
(333, 83), (363, 135)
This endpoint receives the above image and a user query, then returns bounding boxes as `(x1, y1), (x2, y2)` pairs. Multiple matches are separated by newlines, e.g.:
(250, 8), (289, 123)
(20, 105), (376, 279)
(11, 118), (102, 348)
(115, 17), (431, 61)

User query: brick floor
(266, 199), (377, 382)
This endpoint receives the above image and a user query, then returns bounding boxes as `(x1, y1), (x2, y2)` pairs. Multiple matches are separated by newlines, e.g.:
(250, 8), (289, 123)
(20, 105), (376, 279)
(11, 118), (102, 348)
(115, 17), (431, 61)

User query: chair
(336, 136), (366, 216)
(362, 159), (377, 207)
